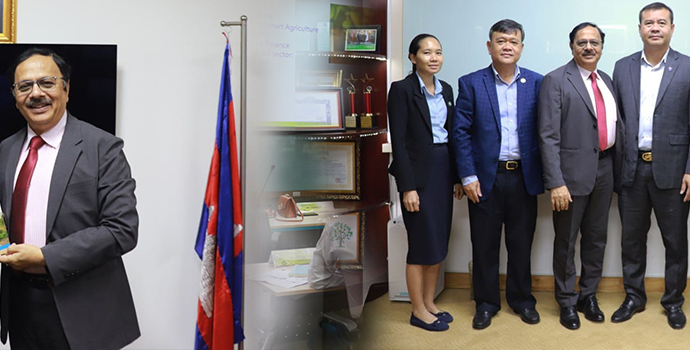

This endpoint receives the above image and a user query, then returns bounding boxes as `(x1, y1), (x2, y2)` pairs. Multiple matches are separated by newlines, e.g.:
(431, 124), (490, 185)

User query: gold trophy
(360, 73), (375, 129)
(345, 74), (358, 129)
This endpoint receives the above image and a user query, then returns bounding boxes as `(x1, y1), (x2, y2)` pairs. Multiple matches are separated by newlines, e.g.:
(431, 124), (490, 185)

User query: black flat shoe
(433, 311), (453, 323)
(560, 306), (580, 330)
(472, 310), (497, 330)
(611, 295), (645, 323)
(577, 294), (605, 322)
(667, 307), (686, 330)
(410, 313), (449, 332)
(513, 307), (540, 324)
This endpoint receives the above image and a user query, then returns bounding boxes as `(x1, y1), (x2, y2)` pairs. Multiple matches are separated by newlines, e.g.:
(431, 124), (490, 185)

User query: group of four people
(388, 1), (689, 332)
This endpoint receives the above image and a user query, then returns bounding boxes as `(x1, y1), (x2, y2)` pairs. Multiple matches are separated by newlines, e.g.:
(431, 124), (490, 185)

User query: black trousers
(469, 165), (537, 313)
(553, 155), (613, 307)
(618, 160), (689, 310)
(9, 273), (70, 350)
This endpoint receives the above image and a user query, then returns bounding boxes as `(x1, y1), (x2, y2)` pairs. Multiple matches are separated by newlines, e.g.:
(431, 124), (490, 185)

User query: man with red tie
(0, 48), (139, 349)
(538, 23), (623, 330)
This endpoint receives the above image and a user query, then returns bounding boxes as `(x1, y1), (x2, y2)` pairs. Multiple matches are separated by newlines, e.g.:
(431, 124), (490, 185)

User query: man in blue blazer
(453, 19), (544, 330)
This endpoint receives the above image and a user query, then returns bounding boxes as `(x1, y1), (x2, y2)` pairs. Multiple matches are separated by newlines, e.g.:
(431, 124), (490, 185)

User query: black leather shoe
(560, 306), (580, 330)
(472, 310), (497, 330)
(667, 307), (686, 330)
(513, 307), (540, 324)
(611, 296), (645, 323)
(577, 294), (605, 322)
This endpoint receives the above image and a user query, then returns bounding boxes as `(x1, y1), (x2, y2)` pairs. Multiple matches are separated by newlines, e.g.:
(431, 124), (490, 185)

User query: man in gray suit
(539, 23), (620, 330)
(612, 2), (689, 330)
(0, 48), (139, 348)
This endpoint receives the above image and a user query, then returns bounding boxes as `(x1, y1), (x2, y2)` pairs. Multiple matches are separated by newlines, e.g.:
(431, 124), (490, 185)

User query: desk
(246, 263), (348, 350)
(251, 203), (389, 349)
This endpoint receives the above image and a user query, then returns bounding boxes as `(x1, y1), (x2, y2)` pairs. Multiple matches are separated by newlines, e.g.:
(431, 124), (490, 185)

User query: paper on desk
(269, 247), (316, 267)
(296, 201), (334, 214)
(256, 269), (308, 289)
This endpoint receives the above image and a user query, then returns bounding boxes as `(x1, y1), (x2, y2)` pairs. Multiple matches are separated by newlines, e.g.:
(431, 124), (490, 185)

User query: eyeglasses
(11, 77), (66, 96)
(575, 40), (602, 49)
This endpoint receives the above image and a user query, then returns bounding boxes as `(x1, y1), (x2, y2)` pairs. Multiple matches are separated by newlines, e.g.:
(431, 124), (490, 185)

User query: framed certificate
(299, 140), (359, 197)
(294, 88), (345, 132)
(0, 0), (16, 43)
(268, 139), (361, 200)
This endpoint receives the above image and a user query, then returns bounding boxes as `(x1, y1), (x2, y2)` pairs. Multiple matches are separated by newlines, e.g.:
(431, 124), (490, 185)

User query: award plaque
(345, 74), (358, 129)
(359, 74), (375, 129)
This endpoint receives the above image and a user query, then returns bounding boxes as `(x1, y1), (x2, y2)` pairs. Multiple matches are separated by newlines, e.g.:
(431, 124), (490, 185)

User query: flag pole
(220, 15), (247, 350)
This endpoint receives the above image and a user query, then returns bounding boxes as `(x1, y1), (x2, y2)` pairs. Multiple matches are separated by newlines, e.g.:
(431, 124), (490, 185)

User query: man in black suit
(612, 2), (689, 330)
(538, 23), (621, 330)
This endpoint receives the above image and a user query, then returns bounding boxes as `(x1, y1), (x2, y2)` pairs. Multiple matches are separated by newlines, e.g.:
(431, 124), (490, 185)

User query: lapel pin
(520, 78), (526, 84)
(448, 101), (452, 106)
(669, 66), (673, 71)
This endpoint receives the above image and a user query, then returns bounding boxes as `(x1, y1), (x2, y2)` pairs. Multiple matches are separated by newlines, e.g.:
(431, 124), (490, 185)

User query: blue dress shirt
(462, 66), (521, 186)
(416, 72), (448, 144)
(493, 65), (521, 161)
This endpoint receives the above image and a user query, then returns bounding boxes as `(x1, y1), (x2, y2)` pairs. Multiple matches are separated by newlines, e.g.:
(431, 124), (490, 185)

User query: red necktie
(9, 136), (45, 244)
(590, 71), (608, 151)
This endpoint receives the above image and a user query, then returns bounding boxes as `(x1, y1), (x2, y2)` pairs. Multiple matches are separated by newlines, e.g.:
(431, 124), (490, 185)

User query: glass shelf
(296, 50), (387, 61)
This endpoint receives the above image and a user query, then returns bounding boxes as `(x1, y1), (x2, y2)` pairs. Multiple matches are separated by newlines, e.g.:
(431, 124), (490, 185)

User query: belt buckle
(642, 152), (652, 162)
(505, 160), (518, 170)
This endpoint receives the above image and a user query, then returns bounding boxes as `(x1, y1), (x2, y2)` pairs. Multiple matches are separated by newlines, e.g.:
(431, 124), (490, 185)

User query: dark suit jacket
(613, 48), (690, 189)
(538, 60), (624, 196)
(453, 65), (545, 200)
(0, 114), (140, 349)
(388, 73), (457, 192)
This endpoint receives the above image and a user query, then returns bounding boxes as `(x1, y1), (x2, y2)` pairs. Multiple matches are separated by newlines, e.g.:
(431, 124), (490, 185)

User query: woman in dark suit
(388, 34), (462, 331)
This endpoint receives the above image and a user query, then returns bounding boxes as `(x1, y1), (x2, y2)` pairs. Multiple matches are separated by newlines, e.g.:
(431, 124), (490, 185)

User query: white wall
(13, 0), (289, 349)
(399, 0), (690, 278)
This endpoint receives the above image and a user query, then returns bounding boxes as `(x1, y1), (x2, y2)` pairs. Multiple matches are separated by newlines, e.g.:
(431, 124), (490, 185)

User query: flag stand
(220, 16), (247, 349)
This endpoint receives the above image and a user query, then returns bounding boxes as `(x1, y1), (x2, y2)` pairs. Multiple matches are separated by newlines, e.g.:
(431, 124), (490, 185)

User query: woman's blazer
(388, 73), (456, 192)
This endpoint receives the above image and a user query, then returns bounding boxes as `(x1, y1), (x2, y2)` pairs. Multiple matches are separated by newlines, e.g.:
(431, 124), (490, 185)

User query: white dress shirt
(13, 112), (67, 248)
(638, 49), (669, 150)
(576, 65), (617, 150)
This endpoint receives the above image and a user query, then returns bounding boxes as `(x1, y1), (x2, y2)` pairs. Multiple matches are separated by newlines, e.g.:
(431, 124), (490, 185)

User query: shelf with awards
(265, 0), (390, 321)
(296, 50), (387, 62)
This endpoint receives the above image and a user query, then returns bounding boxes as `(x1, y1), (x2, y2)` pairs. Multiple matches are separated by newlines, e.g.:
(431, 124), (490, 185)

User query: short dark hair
(489, 19), (525, 42)
(569, 22), (605, 45)
(408, 33), (441, 74)
(7, 47), (72, 85)
(639, 2), (674, 24)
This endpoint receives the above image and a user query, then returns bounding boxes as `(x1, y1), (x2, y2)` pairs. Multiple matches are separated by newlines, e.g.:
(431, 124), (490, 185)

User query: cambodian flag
(194, 43), (244, 349)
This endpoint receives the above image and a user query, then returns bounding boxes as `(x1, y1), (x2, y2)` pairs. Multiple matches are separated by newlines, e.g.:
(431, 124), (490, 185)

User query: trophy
(345, 74), (358, 129)
(359, 73), (375, 129)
